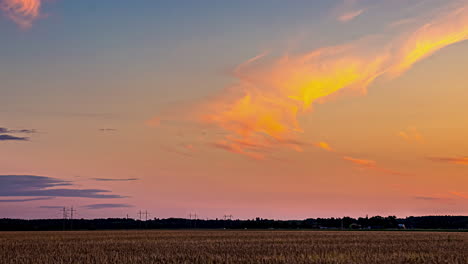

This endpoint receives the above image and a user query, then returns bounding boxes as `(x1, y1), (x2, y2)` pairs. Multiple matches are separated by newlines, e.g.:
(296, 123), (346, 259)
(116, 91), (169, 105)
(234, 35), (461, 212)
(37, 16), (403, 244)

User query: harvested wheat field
(0, 230), (466, 264)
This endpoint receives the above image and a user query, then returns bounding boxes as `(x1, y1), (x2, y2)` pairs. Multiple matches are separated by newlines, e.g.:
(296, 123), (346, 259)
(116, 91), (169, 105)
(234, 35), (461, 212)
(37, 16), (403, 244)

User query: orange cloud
(145, 117), (161, 128)
(0, 0), (41, 28)
(398, 127), (423, 143)
(212, 140), (265, 161)
(428, 157), (468, 165)
(193, 2), (468, 159)
(338, 9), (365, 22)
(316, 142), (334, 152)
(343, 156), (408, 176)
(390, 6), (468, 75)
(450, 191), (468, 199)
(343, 156), (376, 168)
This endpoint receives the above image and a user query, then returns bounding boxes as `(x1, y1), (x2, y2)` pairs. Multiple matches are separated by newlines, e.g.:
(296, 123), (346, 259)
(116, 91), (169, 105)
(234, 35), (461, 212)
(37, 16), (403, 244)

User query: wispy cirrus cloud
(0, 0), (42, 29)
(176, 1), (468, 160)
(428, 157), (468, 165)
(338, 9), (365, 22)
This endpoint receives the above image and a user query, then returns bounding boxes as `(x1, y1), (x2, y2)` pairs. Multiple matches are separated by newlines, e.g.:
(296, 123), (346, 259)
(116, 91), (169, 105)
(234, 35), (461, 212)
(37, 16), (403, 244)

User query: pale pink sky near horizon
(1, 0), (468, 220)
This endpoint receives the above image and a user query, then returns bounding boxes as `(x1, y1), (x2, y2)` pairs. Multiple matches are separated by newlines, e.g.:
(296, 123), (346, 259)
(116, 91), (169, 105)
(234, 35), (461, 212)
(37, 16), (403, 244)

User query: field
(0, 230), (467, 263)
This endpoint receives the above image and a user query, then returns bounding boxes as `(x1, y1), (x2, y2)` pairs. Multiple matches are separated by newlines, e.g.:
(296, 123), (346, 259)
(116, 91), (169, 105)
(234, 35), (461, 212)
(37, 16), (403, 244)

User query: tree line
(0, 216), (467, 231)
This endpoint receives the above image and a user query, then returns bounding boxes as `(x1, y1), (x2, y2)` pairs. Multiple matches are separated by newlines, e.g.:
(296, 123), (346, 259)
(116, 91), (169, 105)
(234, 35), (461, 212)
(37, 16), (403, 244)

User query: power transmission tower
(61, 207), (68, 231)
(223, 214), (233, 228)
(189, 213), (198, 228)
(224, 214), (233, 220)
(70, 207), (76, 230)
(138, 210), (143, 221)
(138, 210), (143, 229)
(144, 210), (150, 229)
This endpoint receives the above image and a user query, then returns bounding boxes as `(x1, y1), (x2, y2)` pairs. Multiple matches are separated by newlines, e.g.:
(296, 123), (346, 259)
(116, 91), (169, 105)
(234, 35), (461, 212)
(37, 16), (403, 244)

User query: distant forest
(1, 216), (467, 231)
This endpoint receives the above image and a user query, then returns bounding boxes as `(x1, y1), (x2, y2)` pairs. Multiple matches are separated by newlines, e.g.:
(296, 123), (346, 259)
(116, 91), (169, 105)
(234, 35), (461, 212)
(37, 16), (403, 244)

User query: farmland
(0, 230), (466, 263)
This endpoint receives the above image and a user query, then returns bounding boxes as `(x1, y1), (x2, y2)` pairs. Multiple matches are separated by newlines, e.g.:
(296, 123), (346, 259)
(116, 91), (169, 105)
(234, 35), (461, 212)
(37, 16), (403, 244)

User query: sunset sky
(1, 0), (468, 220)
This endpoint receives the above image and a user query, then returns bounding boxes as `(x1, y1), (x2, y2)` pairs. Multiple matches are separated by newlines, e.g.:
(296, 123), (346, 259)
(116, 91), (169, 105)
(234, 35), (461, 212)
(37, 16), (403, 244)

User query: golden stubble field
(0, 230), (466, 264)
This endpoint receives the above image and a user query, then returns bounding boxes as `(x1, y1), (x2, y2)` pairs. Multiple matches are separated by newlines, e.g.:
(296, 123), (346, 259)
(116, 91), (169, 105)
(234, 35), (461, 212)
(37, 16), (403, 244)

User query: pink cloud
(338, 9), (365, 22)
(0, 0), (41, 29)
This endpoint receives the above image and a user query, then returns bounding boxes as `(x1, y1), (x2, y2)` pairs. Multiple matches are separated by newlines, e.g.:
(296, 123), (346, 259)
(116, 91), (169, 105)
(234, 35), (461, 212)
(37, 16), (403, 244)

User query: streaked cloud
(450, 191), (468, 199)
(0, 0), (41, 29)
(0, 175), (126, 199)
(99, 128), (117, 132)
(0, 197), (53, 203)
(0, 134), (28, 141)
(161, 144), (194, 158)
(39, 205), (66, 209)
(343, 156), (376, 168)
(84, 203), (134, 210)
(343, 156), (407, 176)
(212, 140), (265, 160)
(338, 9), (365, 22)
(0, 127), (36, 134)
(413, 195), (455, 204)
(315, 142), (334, 152)
(428, 157), (468, 165)
(92, 178), (139, 182)
(413, 196), (444, 201)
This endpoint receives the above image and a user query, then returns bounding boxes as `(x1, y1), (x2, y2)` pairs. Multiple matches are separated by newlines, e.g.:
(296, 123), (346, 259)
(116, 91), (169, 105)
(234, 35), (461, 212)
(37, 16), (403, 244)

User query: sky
(1, 0), (468, 220)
